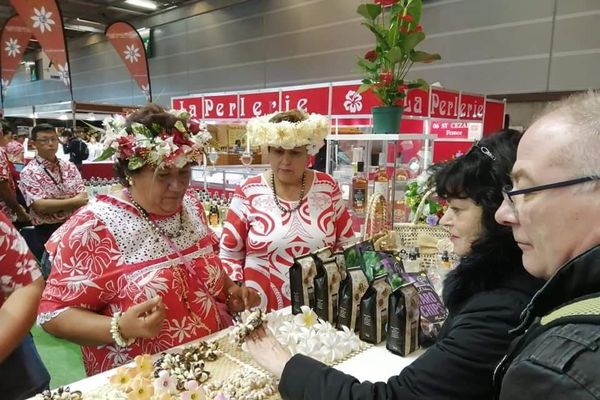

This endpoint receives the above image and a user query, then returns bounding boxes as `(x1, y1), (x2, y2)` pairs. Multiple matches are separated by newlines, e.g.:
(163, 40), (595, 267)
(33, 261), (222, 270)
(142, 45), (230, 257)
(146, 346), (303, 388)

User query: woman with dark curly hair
(38, 104), (260, 376)
(245, 129), (544, 400)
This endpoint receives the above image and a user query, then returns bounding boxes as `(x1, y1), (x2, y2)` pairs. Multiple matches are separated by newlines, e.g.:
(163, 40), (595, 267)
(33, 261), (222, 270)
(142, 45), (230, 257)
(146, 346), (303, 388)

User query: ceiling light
(59, 114), (68, 120)
(125, 0), (158, 10)
(64, 24), (104, 33)
(88, 113), (96, 121)
(76, 18), (106, 27)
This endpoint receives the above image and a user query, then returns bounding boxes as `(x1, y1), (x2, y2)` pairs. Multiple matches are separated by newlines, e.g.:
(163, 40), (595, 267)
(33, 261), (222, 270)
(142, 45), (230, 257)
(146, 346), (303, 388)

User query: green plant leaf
(385, 47), (404, 64)
(408, 78), (429, 89)
(95, 146), (116, 162)
(406, 0), (423, 24)
(362, 22), (390, 50)
(128, 156), (145, 170)
(403, 31), (425, 52)
(357, 3), (382, 20)
(357, 83), (372, 94)
(410, 50), (442, 63)
(357, 58), (377, 70)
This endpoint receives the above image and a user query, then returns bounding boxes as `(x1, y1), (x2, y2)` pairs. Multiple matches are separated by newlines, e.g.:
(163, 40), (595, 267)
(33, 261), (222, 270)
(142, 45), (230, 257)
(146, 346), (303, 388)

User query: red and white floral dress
(0, 211), (42, 305)
(0, 148), (17, 221)
(220, 171), (354, 312)
(4, 140), (24, 164)
(38, 191), (228, 376)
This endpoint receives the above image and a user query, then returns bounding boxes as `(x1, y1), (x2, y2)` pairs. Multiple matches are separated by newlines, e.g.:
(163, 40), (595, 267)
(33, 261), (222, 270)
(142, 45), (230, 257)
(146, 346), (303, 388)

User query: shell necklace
(126, 190), (185, 239)
(271, 171), (306, 214)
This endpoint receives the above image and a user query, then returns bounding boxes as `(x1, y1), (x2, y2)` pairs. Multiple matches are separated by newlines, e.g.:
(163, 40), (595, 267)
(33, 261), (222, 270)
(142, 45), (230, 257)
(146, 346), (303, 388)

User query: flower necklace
(126, 190), (185, 239)
(271, 171), (306, 214)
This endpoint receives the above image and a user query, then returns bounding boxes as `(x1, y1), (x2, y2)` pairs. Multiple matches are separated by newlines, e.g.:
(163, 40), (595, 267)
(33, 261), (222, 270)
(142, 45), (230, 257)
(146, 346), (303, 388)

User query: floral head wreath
(245, 110), (330, 155)
(96, 109), (212, 171)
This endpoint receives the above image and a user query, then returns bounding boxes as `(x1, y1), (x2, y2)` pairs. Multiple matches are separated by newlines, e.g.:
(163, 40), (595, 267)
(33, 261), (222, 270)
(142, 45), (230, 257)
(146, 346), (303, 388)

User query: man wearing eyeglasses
(18, 124), (88, 262)
(493, 91), (600, 399)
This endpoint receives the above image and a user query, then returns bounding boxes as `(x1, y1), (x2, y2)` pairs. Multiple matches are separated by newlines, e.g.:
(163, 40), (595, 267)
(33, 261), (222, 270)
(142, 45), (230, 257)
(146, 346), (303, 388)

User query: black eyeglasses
(35, 137), (59, 144)
(502, 175), (599, 214)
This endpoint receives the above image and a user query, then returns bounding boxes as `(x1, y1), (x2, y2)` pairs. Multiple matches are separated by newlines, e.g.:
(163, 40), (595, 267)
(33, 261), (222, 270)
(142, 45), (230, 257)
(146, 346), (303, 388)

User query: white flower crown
(96, 109), (212, 171)
(246, 111), (330, 155)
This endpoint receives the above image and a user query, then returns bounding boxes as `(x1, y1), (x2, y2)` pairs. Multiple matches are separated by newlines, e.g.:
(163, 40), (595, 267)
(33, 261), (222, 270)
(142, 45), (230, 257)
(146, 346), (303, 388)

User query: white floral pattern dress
(38, 191), (228, 376)
(0, 210), (42, 305)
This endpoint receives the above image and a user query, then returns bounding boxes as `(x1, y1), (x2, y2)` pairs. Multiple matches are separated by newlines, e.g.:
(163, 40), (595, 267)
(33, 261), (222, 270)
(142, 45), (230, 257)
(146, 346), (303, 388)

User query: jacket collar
(513, 244), (600, 334)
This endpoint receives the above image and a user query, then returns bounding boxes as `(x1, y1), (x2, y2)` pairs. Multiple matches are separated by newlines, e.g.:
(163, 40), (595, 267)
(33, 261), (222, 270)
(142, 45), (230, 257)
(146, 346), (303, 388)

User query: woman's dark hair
(114, 103), (186, 187)
(433, 129), (522, 245)
(0, 119), (13, 137)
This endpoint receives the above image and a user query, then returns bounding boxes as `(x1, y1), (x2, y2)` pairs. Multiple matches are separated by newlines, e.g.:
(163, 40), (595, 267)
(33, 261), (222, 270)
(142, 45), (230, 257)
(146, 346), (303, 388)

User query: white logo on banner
(343, 90), (363, 113)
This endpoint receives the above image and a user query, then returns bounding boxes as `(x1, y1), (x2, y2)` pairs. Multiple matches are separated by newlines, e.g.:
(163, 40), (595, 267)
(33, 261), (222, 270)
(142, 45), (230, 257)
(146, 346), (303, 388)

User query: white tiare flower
(154, 370), (178, 394)
(293, 305), (318, 327)
(123, 44), (141, 63)
(343, 90), (363, 113)
(4, 38), (21, 57)
(57, 63), (70, 86)
(30, 7), (55, 33)
(141, 83), (150, 101)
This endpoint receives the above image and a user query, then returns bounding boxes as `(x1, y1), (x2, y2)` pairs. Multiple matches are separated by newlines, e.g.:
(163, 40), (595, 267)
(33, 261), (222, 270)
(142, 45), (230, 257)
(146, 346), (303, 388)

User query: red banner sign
(281, 86), (329, 114)
(106, 22), (152, 102)
(331, 84), (381, 115)
(430, 88), (460, 119)
(203, 94), (239, 119)
(403, 88), (430, 117)
(0, 16), (32, 101)
(459, 93), (485, 120)
(238, 91), (280, 118)
(9, 0), (71, 92)
(171, 96), (203, 118)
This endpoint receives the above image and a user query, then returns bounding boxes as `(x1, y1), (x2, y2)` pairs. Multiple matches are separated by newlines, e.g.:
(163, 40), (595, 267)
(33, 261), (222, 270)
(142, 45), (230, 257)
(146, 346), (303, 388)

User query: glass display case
(325, 133), (437, 233)
(191, 163), (270, 193)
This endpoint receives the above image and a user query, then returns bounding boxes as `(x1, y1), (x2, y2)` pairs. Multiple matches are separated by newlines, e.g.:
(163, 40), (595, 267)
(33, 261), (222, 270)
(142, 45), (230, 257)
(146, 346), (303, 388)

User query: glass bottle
(350, 161), (368, 214)
(209, 200), (220, 227)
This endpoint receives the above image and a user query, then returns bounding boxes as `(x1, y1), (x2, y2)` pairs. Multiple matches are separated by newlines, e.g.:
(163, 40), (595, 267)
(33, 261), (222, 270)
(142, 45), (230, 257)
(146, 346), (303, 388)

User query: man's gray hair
(543, 90), (600, 178)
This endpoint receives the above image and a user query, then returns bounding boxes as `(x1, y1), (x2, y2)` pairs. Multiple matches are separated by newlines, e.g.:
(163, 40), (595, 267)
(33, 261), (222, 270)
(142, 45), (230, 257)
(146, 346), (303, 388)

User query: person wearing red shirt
(0, 119), (30, 226)
(18, 124), (88, 261)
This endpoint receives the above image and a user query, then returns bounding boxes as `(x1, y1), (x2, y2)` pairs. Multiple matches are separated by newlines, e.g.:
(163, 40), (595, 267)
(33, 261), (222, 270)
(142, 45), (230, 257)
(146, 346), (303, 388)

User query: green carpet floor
(31, 325), (87, 389)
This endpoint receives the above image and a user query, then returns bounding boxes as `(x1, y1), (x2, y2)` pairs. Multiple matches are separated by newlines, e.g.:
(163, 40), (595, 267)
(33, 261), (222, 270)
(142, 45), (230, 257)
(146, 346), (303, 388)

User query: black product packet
(313, 258), (342, 324)
(386, 283), (420, 356)
(289, 254), (317, 314)
(401, 273), (448, 342)
(359, 273), (392, 344)
(337, 265), (368, 332)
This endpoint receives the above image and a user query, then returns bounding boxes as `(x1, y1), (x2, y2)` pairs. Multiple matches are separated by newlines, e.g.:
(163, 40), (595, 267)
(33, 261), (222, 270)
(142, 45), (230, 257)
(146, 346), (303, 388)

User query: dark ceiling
(0, 0), (195, 44)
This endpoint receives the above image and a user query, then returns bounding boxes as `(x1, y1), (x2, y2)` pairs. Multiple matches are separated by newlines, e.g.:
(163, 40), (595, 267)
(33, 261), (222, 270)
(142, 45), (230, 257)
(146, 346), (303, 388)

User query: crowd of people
(0, 91), (598, 400)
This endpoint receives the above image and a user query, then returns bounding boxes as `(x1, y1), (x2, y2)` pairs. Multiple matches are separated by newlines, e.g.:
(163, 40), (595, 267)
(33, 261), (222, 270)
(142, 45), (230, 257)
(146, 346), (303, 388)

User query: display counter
(37, 308), (423, 398)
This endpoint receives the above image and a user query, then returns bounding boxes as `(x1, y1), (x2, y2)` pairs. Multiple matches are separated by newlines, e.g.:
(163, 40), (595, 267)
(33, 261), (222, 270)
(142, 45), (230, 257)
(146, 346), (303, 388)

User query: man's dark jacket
(495, 244), (600, 400)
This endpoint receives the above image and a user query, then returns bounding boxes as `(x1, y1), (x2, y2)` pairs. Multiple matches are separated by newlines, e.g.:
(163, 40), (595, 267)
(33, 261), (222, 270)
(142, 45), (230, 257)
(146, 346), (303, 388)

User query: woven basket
(393, 187), (450, 269)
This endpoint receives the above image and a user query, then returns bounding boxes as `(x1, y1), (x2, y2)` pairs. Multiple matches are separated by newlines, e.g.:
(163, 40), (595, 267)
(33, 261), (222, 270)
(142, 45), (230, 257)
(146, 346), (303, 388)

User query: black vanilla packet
(290, 254), (317, 314)
(386, 283), (420, 356)
(337, 265), (368, 332)
(313, 257), (341, 324)
(359, 273), (392, 344)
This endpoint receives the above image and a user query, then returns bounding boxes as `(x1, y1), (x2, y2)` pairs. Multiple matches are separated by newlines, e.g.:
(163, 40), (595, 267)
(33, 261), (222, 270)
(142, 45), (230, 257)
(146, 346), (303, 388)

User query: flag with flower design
(0, 15), (32, 104)
(106, 21), (152, 102)
(8, 0), (72, 93)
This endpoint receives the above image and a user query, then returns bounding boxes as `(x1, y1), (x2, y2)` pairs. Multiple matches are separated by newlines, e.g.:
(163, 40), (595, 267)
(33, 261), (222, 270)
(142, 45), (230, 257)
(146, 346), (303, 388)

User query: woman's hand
(246, 325), (292, 379)
(227, 286), (261, 312)
(119, 296), (166, 340)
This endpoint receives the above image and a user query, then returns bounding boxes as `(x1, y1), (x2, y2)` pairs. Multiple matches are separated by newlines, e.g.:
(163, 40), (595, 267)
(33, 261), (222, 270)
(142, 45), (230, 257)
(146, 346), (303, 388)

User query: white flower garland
(246, 111), (330, 155)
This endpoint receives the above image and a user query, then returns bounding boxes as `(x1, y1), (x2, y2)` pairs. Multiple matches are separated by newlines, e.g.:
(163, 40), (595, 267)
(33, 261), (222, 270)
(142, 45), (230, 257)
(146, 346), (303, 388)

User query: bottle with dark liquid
(351, 161), (368, 214)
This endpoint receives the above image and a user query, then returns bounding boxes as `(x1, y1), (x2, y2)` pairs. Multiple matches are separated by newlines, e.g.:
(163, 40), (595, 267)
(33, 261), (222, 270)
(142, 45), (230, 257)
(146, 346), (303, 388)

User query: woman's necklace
(271, 171), (306, 214)
(126, 190), (185, 239)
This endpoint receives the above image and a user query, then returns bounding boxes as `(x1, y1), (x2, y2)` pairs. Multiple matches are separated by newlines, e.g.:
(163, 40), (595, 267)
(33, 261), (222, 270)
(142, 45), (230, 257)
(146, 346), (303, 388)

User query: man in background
(494, 91), (600, 399)
(19, 124), (88, 261)
(60, 129), (89, 171)
(0, 119), (30, 226)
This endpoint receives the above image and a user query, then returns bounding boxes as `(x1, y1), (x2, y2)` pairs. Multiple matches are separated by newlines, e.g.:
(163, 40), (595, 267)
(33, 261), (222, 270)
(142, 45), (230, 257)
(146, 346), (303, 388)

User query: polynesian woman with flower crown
(219, 110), (354, 312)
(37, 104), (260, 376)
